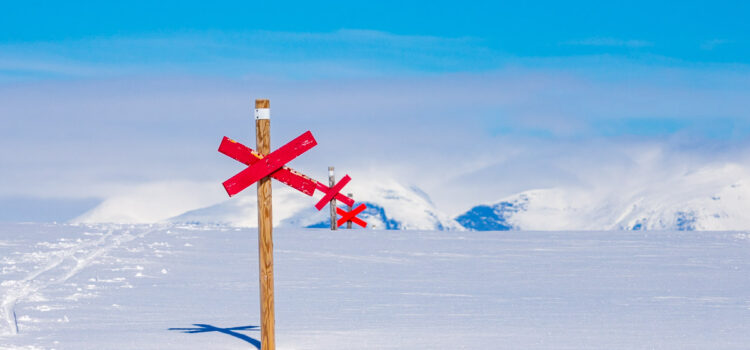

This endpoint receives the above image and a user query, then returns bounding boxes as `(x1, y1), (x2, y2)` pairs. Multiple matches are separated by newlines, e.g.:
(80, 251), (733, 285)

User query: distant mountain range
(457, 163), (750, 231)
(169, 179), (463, 230)
(77, 163), (750, 231)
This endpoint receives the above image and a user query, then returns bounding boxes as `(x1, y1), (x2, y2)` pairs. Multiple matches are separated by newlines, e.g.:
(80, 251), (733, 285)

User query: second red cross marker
(315, 174), (351, 210)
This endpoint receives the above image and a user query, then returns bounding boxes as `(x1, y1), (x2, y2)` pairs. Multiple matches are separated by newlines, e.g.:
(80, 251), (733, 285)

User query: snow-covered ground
(1, 223), (750, 349)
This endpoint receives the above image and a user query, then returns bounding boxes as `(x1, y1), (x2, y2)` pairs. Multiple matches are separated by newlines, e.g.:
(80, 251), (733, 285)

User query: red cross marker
(219, 136), (318, 196)
(336, 204), (368, 228)
(222, 131), (317, 197)
(219, 136), (355, 207)
(314, 182), (354, 207)
(315, 174), (351, 210)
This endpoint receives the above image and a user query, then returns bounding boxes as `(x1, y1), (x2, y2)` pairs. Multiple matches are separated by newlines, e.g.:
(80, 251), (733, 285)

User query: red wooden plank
(341, 215), (367, 228)
(271, 167), (317, 196)
(223, 131), (317, 197)
(314, 175), (351, 211)
(219, 136), (259, 165)
(219, 137), (317, 196)
(314, 181), (355, 207)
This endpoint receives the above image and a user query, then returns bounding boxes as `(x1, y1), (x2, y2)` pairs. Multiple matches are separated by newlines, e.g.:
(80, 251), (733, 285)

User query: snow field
(1, 223), (750, 349)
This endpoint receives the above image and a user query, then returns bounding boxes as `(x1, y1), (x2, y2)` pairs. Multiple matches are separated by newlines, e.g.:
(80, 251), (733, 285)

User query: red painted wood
(314, 182), (355, 207)
(341, 215), (367, 228)
(222, 131), (317, 197)
(270, 168), (318, 196)
(336, 204), (367, 228)
(314, 174), (351, 211)
(219, 137), (317, 196)
(219, 136), (259, 165)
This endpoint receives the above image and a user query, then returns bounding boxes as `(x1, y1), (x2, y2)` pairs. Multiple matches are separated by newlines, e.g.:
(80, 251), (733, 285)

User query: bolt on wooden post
(255, 99), (275, 350)
(347, 193), (354, 229)
(329, 167), (337, 230)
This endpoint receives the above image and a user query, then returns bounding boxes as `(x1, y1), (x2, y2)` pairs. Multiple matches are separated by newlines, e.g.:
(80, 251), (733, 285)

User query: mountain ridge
(74, 164), (750, 231)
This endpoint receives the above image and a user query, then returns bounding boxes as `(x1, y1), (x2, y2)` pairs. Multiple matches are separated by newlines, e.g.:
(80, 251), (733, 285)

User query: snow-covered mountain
(73, 163), (750, 231)
(170, 179), (463, 230)
(457, 163), (750, 231)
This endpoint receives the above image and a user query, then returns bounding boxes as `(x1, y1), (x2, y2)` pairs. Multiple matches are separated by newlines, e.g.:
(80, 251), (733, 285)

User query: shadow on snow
(168, 324), (261, 349)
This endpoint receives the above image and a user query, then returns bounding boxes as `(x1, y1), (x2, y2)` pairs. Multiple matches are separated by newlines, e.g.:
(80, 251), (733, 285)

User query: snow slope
(2, 223), (750, 349)
(458, 163), (750, 231)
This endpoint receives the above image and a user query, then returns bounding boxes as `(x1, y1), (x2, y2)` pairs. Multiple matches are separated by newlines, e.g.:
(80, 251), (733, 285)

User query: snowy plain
(1, 223), (750, 349)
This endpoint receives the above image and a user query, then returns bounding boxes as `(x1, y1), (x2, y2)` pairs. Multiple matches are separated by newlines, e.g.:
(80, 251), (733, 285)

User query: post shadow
(169, 324), (261, 349)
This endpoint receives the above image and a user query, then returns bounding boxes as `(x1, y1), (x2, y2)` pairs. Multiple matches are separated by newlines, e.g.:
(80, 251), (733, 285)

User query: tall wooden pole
(346, 193), (353, 229)
(255, 99), (275, 350)
(329, 166), (337, 230)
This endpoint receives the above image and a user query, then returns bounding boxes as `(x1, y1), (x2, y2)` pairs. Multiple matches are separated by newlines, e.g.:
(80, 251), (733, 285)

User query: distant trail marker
(327, 167), (337, 230)
(316, 173), (351, 211)
(346, 193), (354, 229)
(314, 181), (355, 207)
(218, 98), (368, 350)
(337, 204), (368, 228)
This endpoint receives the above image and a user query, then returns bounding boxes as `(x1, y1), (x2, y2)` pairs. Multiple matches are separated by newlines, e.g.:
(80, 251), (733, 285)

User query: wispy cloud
(0, 30), (493, 81)
(700, 39), (732, 50)
(562, 37), (653, 48)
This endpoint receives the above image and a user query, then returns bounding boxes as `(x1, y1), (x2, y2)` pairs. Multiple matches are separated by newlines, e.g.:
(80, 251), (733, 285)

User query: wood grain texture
(255, 99), (270, 109)
(328, 166), (337, 231)
(347, 193), (353, 229)
(256, 112), (275, 350)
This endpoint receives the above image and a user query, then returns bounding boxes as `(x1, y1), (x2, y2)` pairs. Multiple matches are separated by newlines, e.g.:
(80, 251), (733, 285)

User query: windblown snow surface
(1, 223), (750, 349)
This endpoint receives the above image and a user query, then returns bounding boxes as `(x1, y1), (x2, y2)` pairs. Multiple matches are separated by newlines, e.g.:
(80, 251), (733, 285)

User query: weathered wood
(255, 98), (275, 350)
(256, 99), (270, 109)
(329, 166), (337, 230)
(347, 193), (353, 229)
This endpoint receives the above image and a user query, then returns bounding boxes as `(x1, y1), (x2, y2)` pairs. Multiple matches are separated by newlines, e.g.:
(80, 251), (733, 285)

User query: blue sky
(2, 1), (749, 76)
(1, 1), (749, 221)
(2, 1), (748, 63)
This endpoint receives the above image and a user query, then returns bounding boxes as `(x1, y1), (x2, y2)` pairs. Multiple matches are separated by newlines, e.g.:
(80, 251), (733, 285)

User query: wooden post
(329, 166), (337, 230)
(255, 99), (275, 350)
(346, 193), (353, 229)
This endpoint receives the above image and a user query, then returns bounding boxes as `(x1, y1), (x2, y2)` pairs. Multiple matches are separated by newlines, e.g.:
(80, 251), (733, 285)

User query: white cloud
(72, 181), (226, 224)
(2, 50), (750, 219)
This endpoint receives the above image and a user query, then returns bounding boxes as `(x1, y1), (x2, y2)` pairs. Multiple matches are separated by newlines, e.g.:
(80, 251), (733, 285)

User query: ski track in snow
(0, 226), (155, 336)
